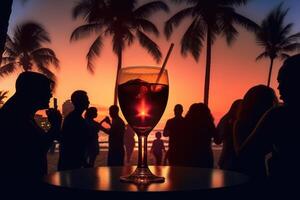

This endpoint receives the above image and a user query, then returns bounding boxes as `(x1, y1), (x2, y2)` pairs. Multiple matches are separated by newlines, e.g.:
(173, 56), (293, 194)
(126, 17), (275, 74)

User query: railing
(49, 140), (222, 153)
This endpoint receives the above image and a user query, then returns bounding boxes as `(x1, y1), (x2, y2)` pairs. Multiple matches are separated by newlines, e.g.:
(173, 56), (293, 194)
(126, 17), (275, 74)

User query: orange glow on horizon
(1, 0), (296, 126)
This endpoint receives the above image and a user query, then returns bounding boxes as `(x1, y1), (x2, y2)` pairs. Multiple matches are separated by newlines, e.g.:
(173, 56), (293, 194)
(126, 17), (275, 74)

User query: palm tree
(255, 3), (300, 87)
(0, 0), (28, 63)
(165, 0), (258, 105)
(0, 90), (8, 106)
(71, 0), (169, 105)
(0, 21), (59, 80)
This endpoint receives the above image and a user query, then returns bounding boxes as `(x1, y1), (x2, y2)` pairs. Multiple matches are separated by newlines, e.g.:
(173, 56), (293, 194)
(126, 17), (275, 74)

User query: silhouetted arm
(239, 109), (275, 156)
(100, 126), (109, 134)
(99, 117), (110, 135)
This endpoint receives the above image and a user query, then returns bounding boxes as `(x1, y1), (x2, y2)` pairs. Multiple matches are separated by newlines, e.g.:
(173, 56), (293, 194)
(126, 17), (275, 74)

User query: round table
(43, 166), (249, 196)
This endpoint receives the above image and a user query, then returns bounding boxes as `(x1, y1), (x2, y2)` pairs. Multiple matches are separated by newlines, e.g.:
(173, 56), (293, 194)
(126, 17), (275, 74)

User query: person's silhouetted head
(278, 54), (300, 104)
(239, 85), (278, 121)
(71, 90), (89, 112)
(174, 104), (183, 117)
(109, 105), (119, 118)
(155, 131), (162, 139)
(15, 71), (54, 110)
(227, 99), (243, 119)
(85, 107), (98, 119)
(185, 103), (214, 125)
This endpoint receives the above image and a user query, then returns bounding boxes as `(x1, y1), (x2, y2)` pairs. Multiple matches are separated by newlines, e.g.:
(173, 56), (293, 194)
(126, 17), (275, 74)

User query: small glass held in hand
(118, 66), (169, 184)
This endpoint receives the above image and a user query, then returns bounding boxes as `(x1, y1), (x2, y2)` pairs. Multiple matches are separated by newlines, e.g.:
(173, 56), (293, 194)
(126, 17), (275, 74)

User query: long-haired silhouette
(234, 85), (278, 178)
(182, 103), (219, 167)
(217, 99), (243, 170)
(239, 54), (300, 194)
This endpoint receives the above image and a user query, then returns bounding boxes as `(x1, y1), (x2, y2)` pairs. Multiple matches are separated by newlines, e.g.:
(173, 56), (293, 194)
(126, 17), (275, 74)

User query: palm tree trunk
(113, 48), (122, 105)
(267, 58), (274, 87)
(0, 0), (13, 64)
(204, 28), (212, 106)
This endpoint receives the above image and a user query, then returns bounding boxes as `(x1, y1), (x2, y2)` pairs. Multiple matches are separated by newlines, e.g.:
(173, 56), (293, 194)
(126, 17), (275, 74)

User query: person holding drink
(100, 105), (125, 166)
(0, 72), (62, 190)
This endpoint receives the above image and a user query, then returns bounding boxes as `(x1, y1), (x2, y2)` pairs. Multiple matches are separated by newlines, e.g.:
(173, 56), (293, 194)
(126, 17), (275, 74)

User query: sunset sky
(1, 0), (300, 127)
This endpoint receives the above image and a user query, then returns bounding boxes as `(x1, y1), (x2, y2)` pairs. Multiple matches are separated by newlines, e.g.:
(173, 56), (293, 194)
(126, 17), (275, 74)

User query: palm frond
(0, 90), (9, 102)
(282, 32), (300, 45)
(0, 63), (16, 77)
(256, 51), (269, 61)
(31, 48), (60, 69)
(13, 22), (50, 52)
(72, 0), (92, 19)
(1, 56), (16, 65)
(279, 23), (293, 37)
(70, 23), (103, 42)
(281, 43), (300, 52)
(112, 34), (125, 57)
(86, 35), (103, 73)
(217, 9), (239, 45)
(5, 35), (15, 49)
(279, 53), (290, 60)
(4, 36), (18, 57)
(231, 12), (259, 33)
(3, 47), (18, 58)
(124, 29), (135, 46)
(31, 48), (56, 56)
(222, 23), (238, 45)
(32, 53), (60, 69)
(164, 7), (194, 39)
(0, 90), (9, 104)
(134, 19), (159, 36)
(181, 18), (205, 61)
(136, 30), (161, 63)
(36, 64), (56, 80)
(220, 0), (249, 6)
(134, 1), (169, 18)
(72, 0), (107, 21)
(169, 0), (198, 5)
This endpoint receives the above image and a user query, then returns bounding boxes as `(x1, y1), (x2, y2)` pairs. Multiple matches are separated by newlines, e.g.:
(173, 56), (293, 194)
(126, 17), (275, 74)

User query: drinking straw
(156, 43), (174, 83)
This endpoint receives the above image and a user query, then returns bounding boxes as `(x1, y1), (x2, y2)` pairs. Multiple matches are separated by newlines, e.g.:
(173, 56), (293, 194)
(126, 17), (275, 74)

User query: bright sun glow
(136, 99), (151, 121)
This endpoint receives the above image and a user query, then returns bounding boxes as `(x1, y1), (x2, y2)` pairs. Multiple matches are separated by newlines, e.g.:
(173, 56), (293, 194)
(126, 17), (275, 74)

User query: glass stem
(137, 136), (148, 168)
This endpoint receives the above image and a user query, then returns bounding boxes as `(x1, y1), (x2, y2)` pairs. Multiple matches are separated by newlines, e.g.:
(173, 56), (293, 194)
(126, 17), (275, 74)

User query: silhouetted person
(124, 124), (135, 164)
(234, 85), (278, 178)
(0, 72), (62, 187)
(183, 103), (220, 167)
(100, 105), (125, 166)
(150, 132), (166, 165)
(58, 90), (90, 170)
(240, 54), (300, 192)
(217, 99), (242, 170)
(84, 107), (101, 167)
(163, 104), (185, 165)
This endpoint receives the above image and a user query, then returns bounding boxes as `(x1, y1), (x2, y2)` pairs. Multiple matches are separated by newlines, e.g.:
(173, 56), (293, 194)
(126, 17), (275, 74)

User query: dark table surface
(43, 166), (249, 192)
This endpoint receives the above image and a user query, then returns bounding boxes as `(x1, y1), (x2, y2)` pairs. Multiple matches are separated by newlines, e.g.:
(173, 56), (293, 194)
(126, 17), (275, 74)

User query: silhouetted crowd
(1, 54), (300, 196)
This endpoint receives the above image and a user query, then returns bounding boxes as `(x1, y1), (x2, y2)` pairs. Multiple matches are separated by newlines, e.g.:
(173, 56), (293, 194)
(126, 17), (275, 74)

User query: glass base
(120, 167), (165, 184)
